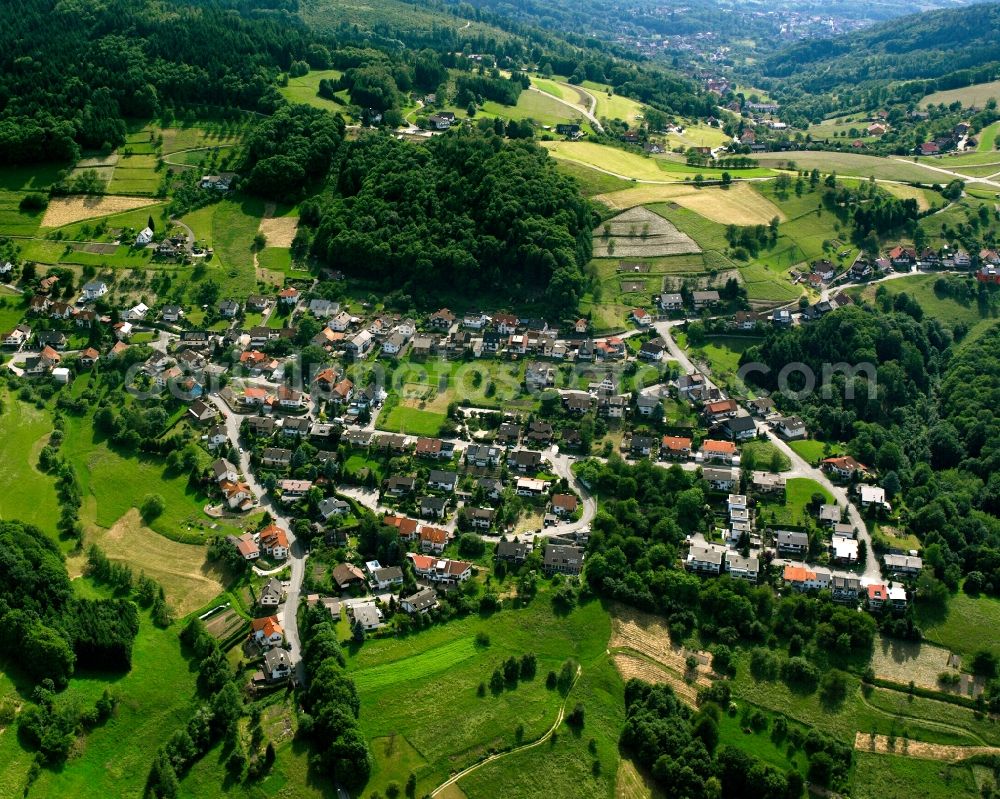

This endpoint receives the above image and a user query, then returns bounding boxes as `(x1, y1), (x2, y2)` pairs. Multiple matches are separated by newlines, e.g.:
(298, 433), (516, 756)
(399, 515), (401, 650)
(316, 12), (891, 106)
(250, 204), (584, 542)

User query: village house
(775, 530), (808, 557)
(677, 372), (706, 400)
(81, 280), (108, 300)
(218, 299), (240, 318)
(686, 543), (725, 575)
(859, 484), (887, 509)
(703, 399), (738, 423)
(821, 456), (869, 480)
(725, 552), (760, 584)
(831, 534), (859, 564)
(429, 308), (455, 330)
(348, 602), (382, 631)
(407, 553), (473, 585)
(495, 539), (530, 564)
(551, 494), (578, 517)
(332, 562), (366, 591)
(401, 587), (438, 615)
(383, 475), (416, 497)
(883, 553), (922, 577)
(516, 477), (549, 496)
(463, 506), (495, 531)
(465, 443), (502, 467)
(783, 565), (830, 592)
(419, 525), (449, 553)
(692, 290), (720, 310)
(250, 616), (284, 647)
(700, 439), (737, 464)
(638, 339), (666, 362)
(279, 479), (312, 503)
(318, 497), (350, 519)
(702, 466), (738, 491)
(261, 448), (292, 468)
(543, 543), (585, 575)
(427, 469), (458, 492)
(661, 435), (693, 460)
(751, 471), (785, 493)
(509, 448), (543, 473)
(259, 524), (290, 560)
(630, 435), (656, 458)
(367, 561), (404, 590)
(774, 416), (806, 440)
(212, 458), (239, 484)
(724, 415), (757, 441)
(229, 533), (259, 560)
(259, 577), (284, 607)
(419, 496), (448, 520)
(263, 648), (293, 682)
(831, 575), (862, 603)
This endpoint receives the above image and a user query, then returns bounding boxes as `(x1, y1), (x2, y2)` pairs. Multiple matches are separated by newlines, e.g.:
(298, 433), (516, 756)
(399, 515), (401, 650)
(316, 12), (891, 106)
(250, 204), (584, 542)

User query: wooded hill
(755, 3), (1000, 119)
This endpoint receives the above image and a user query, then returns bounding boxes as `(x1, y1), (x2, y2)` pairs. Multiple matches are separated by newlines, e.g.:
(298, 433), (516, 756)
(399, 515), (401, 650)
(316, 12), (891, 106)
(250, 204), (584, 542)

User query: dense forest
(742, 303), (1000, 594)
(0, 520), (140, 691)
(299, 128), (595, 313)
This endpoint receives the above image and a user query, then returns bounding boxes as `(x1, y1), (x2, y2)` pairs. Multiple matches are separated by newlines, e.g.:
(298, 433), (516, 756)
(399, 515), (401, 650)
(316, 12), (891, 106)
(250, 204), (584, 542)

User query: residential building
(318, 497), (350, 519)
(692, 290), (720, 309)
(686, 543), (725, 575)
(783, 565), (830, 592)
(661, 436), (693, 460)
(332, 562), (365, 590)
(831, 576), (861, 603)
(725, 552), (759, 583)
(543, 544), (585, 575)
(401, 588), (438, 614)
(859, 485), (887, 508)
(703, 467), (738, 491)
(883, 553), (922, 576)
(774, 416), (806, 440)
(751, 471), (785, 493)
(822, 456), (870, 480)
(700, 439), (737, 464)
(263, 648), (293, 681)
(261, 448), (292, 468)
(259, 524), (290, 560)
(775, 530), (808, 556)
(495, 540), (530, 564)
(419, 496), (448, 520)
(551, 494), (578, 517)
(724, 415), (757, 441)
(348, 601), (382, 631)
(419, 525), (449, 553)
(250, 616), (284, 647)
(407, 553), (472, 584)
(259, 578), (284, 607)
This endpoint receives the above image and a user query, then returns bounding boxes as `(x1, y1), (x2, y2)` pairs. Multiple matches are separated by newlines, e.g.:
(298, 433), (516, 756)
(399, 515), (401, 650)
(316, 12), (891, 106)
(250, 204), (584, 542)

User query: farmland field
(0, 392), (62, 538)
(593, 205), (700, 257)
(921, 79), (1000, 109)
(483, 89), (582, 127)
(598, 182), (783, 225)
(41, 194), (160, 228)
(753, 151), (946, 182)
(553, 159), (632, 196)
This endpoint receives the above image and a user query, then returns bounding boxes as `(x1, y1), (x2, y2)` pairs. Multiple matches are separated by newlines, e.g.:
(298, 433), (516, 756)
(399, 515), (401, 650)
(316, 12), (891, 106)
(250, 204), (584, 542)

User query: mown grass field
(686, 335), (758, 386)
(851, 752), (979, 799)
(458, 659), (625, 799)
(849, 274), (998, 341)
(542, 141), (669, 181)
(554, 159), (633, 197)
(580, 81), (645, 124)
(379, 404), (447, 436)
(348, 596), (616, 798)
(483, 89), (581, 127)
(0, 189), (46, 236)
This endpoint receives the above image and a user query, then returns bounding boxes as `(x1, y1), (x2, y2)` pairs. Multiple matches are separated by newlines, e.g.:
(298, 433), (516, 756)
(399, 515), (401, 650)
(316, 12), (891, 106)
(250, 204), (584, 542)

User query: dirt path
(854, 732), (1000, 761)
(856, 692), (990, 746)
(429, 666), (582, 797)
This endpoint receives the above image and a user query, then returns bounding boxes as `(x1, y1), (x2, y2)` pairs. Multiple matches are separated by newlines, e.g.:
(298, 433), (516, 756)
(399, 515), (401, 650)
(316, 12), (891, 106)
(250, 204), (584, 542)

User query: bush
(140, 493), (165, 522)
(19, 193), (48, 212)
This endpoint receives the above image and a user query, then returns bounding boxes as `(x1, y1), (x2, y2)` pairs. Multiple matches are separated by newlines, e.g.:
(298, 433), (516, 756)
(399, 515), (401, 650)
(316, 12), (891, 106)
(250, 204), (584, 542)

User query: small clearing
(258, 215), (298, 247)
(593, 205), (700, 258)
(855, 733), (1000, 761)
(41, 195), (159, 228)
(92, 508), (224, 615)
(597, 183), (784, 225)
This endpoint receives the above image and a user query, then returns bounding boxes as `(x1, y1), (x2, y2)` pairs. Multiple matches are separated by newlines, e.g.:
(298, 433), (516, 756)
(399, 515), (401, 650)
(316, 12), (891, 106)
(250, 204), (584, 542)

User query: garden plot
(202, 606), (248, 641)
(593, 206), (701, 258)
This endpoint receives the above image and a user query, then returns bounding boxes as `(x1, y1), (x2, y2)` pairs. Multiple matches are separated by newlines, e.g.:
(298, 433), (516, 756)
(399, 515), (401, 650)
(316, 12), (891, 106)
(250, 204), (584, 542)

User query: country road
(527, 85), (604, 134)
(207, 394), (308, 683)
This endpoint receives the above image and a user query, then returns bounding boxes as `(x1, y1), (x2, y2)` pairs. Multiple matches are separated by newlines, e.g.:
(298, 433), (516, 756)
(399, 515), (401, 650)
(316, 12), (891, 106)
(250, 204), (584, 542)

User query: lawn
(914, 590), (1000, 657)
(181, 197), (264, 299)
(741, 440), (792, 473)
(788, 439), (843, 465)
(379, 404), (447, 437)
(349, 596), (613, 798)
(0, 391), (62, 539)
(0, 293), (27, 333)
(757, 477), (830, 526)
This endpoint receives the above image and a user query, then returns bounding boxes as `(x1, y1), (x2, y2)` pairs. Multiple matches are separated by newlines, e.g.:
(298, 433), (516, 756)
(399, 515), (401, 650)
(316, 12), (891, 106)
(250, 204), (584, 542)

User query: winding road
(207, 394), (308, 682)
(651, 320), (880, 583)
(527, 85), (604, 134)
